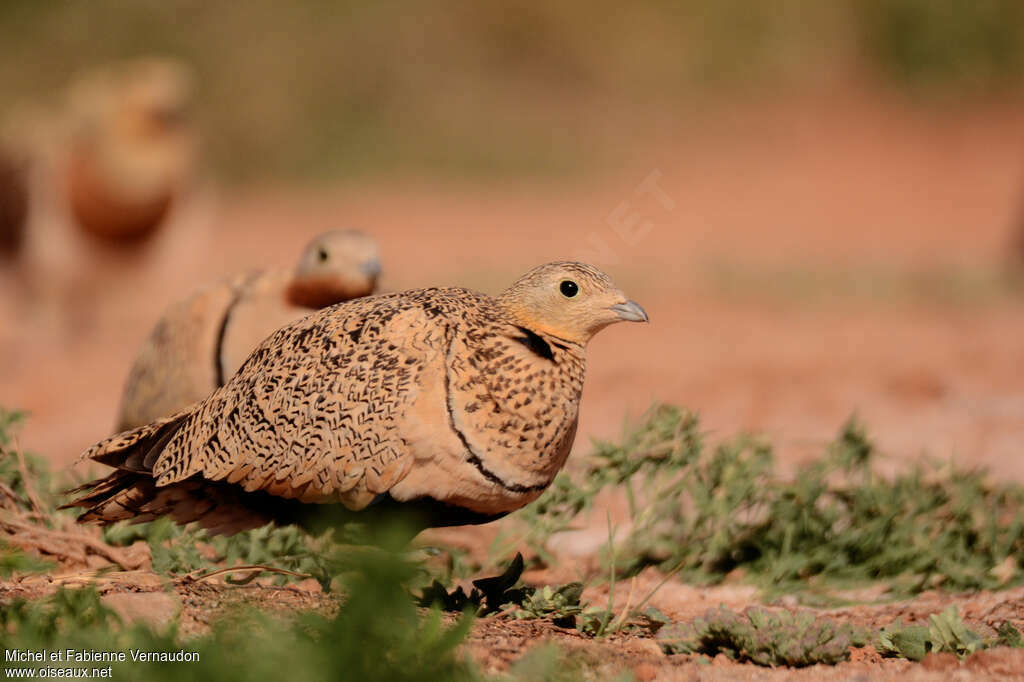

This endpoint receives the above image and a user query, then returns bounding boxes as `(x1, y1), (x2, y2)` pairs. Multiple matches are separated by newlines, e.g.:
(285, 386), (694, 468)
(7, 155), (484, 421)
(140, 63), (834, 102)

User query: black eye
(559, 280), (579, 298)
(317, 247), (329, 263)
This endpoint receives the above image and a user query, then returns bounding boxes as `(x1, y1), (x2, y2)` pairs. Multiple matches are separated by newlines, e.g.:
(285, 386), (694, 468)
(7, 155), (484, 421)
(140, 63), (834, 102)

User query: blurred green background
(2, 0), (1021, 183)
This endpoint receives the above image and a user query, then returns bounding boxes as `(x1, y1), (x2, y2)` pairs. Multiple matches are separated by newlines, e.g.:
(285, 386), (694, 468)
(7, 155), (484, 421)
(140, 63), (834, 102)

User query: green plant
(0, 408), (56, 511)
(418, 553), (610, 634)
(657, 605), (865, 666)
(0, 407), (27, 448)
(0, 586), (121, 640)
(0, 539), (53, 577)
(103, 518), (335, 586)
(877, 605), (1024, 661)
(418, 552), (529, 614)
(1, 531), (487, 682)
(503, 643), (632, 682)
(519, 405), (1024, 596)
(506, 583), (588, 628)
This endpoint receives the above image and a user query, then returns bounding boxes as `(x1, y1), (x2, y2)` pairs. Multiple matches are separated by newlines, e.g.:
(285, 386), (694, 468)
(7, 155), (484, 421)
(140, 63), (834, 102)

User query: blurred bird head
(287, 230), (381, 308)
(64, 57), (197, 243)
(500, 261), (648, 346)
(67, 57), (196, 194)
(69, 57), (194, 139)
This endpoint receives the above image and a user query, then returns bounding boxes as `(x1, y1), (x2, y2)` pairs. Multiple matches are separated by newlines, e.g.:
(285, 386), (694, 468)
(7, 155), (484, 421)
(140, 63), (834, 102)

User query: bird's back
(116, 278), (240, 431)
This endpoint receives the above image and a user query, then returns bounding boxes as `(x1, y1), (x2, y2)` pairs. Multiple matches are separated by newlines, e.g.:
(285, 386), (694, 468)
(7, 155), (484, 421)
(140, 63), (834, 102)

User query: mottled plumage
(68, 262), (647, 535)
(116, 230), (380, 431)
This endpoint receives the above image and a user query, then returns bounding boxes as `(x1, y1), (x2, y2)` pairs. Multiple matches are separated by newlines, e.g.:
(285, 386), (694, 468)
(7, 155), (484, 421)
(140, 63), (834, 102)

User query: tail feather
(63, 470), (140, 508)
(80, 412), (186, 471)
(64, 468), (279, 535)
(65, 411), (382, 537)
(64, 411), (281, 535)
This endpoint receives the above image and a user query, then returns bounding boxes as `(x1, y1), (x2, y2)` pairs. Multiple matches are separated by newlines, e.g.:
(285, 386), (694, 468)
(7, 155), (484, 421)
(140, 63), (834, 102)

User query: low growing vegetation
(516, 404), (1024, 596)
(2, 543), (483, 682)
(4, 405), (1024, 674)
(657, 604), (1024, 666)
(657, 605), (867, 666)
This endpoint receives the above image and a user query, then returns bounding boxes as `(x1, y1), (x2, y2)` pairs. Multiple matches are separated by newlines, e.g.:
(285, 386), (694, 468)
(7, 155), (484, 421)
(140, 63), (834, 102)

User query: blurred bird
(66, 262), (648, 536)
(0, 144), (29, 260)
(64, 57), (195, 244)
(116, 230), (381, 431)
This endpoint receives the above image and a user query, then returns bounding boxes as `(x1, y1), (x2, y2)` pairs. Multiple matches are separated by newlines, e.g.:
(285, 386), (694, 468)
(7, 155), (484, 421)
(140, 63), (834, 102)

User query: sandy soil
(3, 90), (1024, 678)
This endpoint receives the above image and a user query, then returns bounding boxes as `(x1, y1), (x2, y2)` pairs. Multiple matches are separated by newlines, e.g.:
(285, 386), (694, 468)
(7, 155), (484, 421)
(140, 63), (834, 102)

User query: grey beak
(610, 300), (649, 323)
(360, 259), (382, 278)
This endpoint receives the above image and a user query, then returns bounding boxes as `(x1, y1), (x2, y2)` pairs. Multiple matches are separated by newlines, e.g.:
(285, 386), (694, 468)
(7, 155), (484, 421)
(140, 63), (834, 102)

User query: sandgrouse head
(499, 261), (648, 345)
(287, 230), (381, 308)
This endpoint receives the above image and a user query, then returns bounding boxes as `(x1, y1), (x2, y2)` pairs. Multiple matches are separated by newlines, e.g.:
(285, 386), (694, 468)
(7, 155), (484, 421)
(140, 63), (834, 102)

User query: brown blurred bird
(64, 58), (195, 244)
(66, 262), (648, 536)
(116, 230), (381, 432)
(0, 145), (29, 260)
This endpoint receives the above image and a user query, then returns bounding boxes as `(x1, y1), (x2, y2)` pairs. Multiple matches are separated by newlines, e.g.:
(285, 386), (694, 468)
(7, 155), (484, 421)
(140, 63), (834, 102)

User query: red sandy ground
(2, 90), (1024, 679)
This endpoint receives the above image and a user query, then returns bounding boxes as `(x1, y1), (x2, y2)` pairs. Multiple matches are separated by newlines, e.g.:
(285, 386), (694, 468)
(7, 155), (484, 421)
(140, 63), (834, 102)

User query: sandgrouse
(67, 262), (647, 535)
(64, 58), (195, 244)
(116, 230), (381, 431)
(0, 145), (28, 260)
